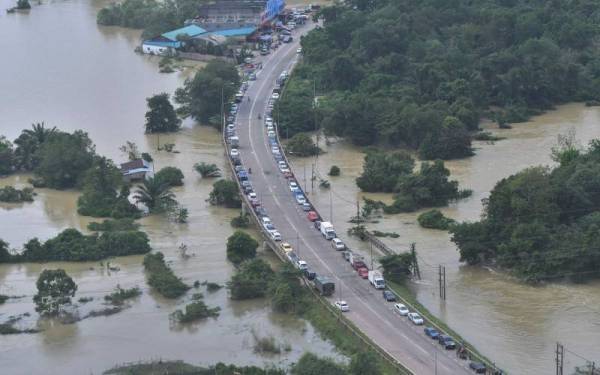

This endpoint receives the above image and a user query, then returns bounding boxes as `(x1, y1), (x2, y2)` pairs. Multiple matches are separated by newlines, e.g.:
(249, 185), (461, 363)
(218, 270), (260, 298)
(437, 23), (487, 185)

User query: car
(264, 223), (276, 233)
(469, 362), (487, 374)
(352, 260), (366, 271)
(230, 149), (239, 158)
(295, 193), (306, 205)
(343, 250), (352, 261)
(280, 242), (293, 253)
(297, 260), (308, 270)
(304, 269), (316, 280)
(437, 335), (456, 350)
(278, 160), (287, 168)
(270, 231), (282, 241)
(271, 92), (280, 100)
(314, 220), (321, 230)
(424, 327), (440, 339)
(296, 47), (302, 54)
(334, 300), (349, 312)
(331, 238), (345, 251)
(289, 181), (300, 192)
(260, 49), (269, 55)
(394, 303), (409, 316)
(248, 192), (257, 200)
(265, 120), (273, 127)
(271, 146), (280, 154)
(408, 312), (424, 325)
(249, 73), (256, 81)
(301, 202), (312, 211)
(267, 131), (276, 138)
(261, 216), (272, 226)
(255, 207), (267, 217)
(267, 125), (275, 132)
(357, 267), (369, 279)
(307, 211), (319, 221)
(382, 290), (397, 302)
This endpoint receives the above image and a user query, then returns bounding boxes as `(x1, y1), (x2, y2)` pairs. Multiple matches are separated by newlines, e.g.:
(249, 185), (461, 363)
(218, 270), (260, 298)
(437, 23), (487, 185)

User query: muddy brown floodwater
(289, 103), (600, 374)
(0, 1), (341, 374)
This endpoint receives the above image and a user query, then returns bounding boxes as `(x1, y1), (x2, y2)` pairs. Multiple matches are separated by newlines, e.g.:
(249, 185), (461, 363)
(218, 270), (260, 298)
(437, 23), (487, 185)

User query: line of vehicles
(225, 22), (496, 375)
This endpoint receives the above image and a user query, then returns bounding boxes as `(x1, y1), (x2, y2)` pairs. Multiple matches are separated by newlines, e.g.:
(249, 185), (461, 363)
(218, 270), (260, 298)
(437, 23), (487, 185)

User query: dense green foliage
(226, 231), (258, 264)
(96, 0), (204, 38)
(16, 0), (31, 9)
(144, 93), (181, 133)
(268, 263), (305, 313)
(287, 0), (600, 159)
(143, 252), (190, 298)
(357, 150), (470, 212)
(273, 78), (316, 138)
(33, 269), (77, 316)
(77, 157), (140, 218)
(227, 259), (274, 300)
(104, 286), (142, 305)
(451, 141), (600, 281)
(175, 60), (240, 125)
(328, 165), (340, 176)
(12, 123), (56, 171)
(291, 353), (346, 375)
(194, 162), (221, 178)
(208, 179), (241, 208)
(171, 298), (220, 323)
(286, 133), (319, 156)
(154, 166), (184, 186)
(87, 218), (140, 232)
(417, 209), (455, 230)
(0, 186), (34, 203)
(379, 253), (414, 284)
(230, 212), (250, 228)
(133, 176), (178, 213)
(0, 228), (150, 262)
(104, 360), (285, 375)
(0, 136), (15, 175)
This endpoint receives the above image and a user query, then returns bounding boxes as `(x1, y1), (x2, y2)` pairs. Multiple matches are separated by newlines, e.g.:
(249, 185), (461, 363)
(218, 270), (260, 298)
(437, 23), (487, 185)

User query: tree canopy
(145, 93), (181, 133)
(209, 179), (241, 208)
(226, 231), (258, 264)
(33, 269), (77, 316)
(228, 259), (275, 300)
(451, 140), (600, 281)
(284, 0), (600, 159)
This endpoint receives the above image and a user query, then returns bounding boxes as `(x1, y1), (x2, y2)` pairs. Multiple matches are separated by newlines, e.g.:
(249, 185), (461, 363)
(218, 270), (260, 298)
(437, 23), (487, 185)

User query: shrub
(286, 133), (319, 156)
(171, 300), (220, 323)
(104, 285), (142, 305)
(209, 180), (241, 208)
(154, 166), (184, 187)
(328, 165), (340, 176)
(143, 252), (190, 298)
(417, 209), (455, 230)
(0, 186), (34, 203)
(230, 212), (250, 228)
(87, 218), (140, 232)
(226, 231), (258, 264)
(228, 259), (274, 300)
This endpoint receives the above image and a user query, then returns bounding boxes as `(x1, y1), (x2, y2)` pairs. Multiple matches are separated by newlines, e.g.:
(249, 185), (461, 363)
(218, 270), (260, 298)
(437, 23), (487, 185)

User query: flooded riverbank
(290, 102), (600, 374)
(0, 1), (341, 373)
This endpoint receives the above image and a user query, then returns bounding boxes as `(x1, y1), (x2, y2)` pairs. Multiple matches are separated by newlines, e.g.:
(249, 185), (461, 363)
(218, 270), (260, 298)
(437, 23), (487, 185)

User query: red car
(307, 211), (319, 222)
(353, 261), (366, 271)
(357, 267), (369, 279)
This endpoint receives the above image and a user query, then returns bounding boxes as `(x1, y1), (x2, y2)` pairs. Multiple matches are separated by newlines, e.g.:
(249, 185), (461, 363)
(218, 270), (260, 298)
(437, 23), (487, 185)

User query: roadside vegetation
(286, 133), (319, 156)
(356, 150), (471, 212)
(284, 0), (600, 160)
(0, 228), (151, 263)
(143, 252), (190, 298)
(175, 60), (240, 127)
(104, 360), (285, 375)
(451, 138), (600, 282)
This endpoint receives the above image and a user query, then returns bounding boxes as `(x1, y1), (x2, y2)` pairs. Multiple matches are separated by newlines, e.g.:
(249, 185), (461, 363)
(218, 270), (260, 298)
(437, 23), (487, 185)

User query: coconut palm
(13, 122), (58, 170)
(194, 162), (221, 178)
(133, 177), (177, 213)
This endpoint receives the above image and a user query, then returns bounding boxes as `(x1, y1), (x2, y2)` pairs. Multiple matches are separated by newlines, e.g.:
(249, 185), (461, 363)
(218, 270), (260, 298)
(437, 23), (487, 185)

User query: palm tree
(25, 122), (57, 144)
(194, 162), (222, 178)
(133, 177), (177, 213)
(14, 122), (58, 170)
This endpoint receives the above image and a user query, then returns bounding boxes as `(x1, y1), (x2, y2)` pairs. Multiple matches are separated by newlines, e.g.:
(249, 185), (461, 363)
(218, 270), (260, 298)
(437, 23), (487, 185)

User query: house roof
(120, 159), (148, 171)
(162, 25), (207, 41)
(211, 27), (256, 37)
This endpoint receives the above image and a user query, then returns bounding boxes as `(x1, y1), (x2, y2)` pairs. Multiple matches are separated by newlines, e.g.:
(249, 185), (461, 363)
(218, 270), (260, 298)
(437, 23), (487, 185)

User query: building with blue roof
(142, 25), (207, 55)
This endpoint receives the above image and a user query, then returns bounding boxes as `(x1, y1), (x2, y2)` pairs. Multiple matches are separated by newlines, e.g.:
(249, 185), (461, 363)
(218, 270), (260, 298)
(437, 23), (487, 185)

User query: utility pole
(356, 198), (361, 227)
(296, 233), (300, 257)
(329, 189), (333, 224)
(303, 163), (307, 192)
(411, 243), (421, 280)
(556, 342), (564, 375)
(313, 78), (319, 159)
(438, 265), (446, 301)
(311, 163), (315, 194)
(370, 241), (374, 270)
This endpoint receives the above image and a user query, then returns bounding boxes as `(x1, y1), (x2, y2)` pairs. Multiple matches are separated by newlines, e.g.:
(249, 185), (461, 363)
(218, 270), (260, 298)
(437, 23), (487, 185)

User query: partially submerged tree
(145, 93), (181, 133)
(133, 177), (177, 213)
(226, 231), (258, 264)
(33, 269), (77, 316)
(194, 162), (221, 178)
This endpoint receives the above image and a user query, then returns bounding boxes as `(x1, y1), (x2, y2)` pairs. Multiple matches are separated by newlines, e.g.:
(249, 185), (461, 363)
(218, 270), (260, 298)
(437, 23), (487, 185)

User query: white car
(335, 300), (349, 312)
(408, 312), (424, 325)
(261, 217), (272, 226)
(297, 260), (308, 270)
(271, 92), (280, 100)
(296, 47), (302, 54)
(230, 149), (239, 158)
(289, 181), (299, 192)
(270, 231), (282, 241)
(271, 146), (280, 154)
(248, 192), (257, 200)
(331, 238), (345, 251)
(295, 194), (306, 205)
(267, 130), (276, 138)
(394, 303), (409, 316)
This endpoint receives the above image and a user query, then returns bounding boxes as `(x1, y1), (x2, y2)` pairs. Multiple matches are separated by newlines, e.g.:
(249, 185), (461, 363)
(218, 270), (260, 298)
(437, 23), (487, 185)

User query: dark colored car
(424, 327), (440, 339)
(382, 290), (396, 302)
(304, 269), (316, 280)
(352, 260), (366, 270)
(255, 207), (267, 217)
(438, 335), (456, 350)
(314, 220), (321, 230)
(469, 362), (486, 374)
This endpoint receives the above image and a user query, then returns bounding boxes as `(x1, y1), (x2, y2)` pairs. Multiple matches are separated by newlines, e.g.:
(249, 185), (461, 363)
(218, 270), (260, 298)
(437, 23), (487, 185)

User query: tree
(356, 150), (414, 192)
(16, 0), (31, 9)
(349, 351), (381, 375)
(286, 133), (319, 156)
(291, 353), (346, 375)
(33, 269), (77, 316)
(145, 93), (181, 133)
(13, 122), (57, 171)
(209, 179), (241, 208)
(119, 141), (140, 161)
(194, 162), (221, 177)
(226, 231), (258, 264)
(328, 165), (341, 176)
(34, 130), (96, 189)
(379, 253), (414, 284)
(133, 176), (177, 213)
(154, 166), (184, 186)
(417, 209), (455, 230)
(143, 252), (190, 298)
(269, 263), (304, 313)
(0, 240), (11, 263)
(228, 259), (274, 300)
(0, 136), (15, 175)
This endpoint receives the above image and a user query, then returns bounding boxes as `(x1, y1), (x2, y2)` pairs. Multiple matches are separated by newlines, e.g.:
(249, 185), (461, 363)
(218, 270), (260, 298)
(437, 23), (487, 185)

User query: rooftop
(162, 25), (207, 41)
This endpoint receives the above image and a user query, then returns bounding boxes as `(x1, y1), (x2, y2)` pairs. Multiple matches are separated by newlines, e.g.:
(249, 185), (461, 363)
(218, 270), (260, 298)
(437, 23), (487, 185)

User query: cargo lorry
(313, 276), (335, 296)
(320, 221), (336, 240)
(368, 270), (386, 289)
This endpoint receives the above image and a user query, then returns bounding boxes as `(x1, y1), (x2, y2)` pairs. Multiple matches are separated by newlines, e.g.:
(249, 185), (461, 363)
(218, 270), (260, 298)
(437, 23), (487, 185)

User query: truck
(319, 221), (336, 240)
(368, 271), (386, 289)
(313, 276), (335, 296)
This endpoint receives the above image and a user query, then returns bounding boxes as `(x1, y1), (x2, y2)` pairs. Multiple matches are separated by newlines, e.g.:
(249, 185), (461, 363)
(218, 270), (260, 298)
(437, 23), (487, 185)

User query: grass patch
(252, 330), (282, 354)
(387, 280), (495, 367)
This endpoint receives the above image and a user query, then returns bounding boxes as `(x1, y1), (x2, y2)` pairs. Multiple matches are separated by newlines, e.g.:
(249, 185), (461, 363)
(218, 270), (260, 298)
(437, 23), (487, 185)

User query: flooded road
(290, 103), (600, 374)
(0, 1), (340, 374)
